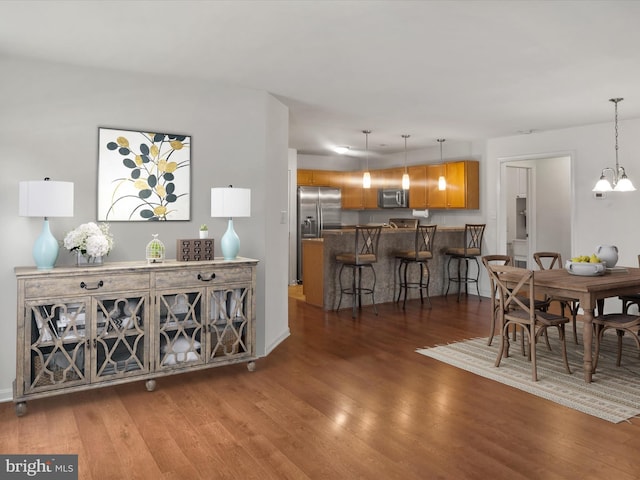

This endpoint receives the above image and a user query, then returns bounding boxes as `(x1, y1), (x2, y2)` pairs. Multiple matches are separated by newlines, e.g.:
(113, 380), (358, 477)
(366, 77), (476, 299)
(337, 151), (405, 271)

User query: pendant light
(362, 130), (372, 189)
(593, 98), (636, 192)
(437, 138), (447, 191)
(401, 134), (410, 190)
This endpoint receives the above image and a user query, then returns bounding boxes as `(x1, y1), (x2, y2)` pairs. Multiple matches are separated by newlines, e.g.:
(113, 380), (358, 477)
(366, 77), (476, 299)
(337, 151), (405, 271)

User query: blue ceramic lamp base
(220, 218), (240, 260)
(33, 219), (59, 270)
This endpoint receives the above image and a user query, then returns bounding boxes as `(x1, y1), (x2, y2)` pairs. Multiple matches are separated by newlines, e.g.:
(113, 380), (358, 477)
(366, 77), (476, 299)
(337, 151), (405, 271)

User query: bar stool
(334, 225), (382, 318)
(444, 223), (486, 301)
(395, 224), (437, 309)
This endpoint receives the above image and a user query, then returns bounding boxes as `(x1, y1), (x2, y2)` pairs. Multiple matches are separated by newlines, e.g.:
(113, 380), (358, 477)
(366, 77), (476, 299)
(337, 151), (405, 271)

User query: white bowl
(564, 261), (606, 276)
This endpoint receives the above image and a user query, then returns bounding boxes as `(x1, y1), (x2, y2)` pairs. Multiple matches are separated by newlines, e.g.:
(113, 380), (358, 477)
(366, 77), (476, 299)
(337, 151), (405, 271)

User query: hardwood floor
(1, 294), (639, 479)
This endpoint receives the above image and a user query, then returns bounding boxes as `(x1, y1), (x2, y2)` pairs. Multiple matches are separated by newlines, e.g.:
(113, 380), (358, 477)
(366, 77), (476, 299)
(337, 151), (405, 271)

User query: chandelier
(593, 98), (635, 192)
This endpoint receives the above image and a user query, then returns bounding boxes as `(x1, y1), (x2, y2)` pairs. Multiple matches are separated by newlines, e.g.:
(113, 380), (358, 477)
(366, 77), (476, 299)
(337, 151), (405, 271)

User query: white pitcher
(596, 245), (618, 267)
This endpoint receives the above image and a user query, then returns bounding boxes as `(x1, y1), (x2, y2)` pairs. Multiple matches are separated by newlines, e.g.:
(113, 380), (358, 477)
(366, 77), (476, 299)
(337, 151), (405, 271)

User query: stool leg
(370, 264), (378, 316)
(352, 266), (358, 318)
(445, 256), (453, 296)
(402, 261), (409, 309)
(335, 264), (345, 311)
(418, 262), (424, 305)
(472, 257), (481, 301)
(457, 258), (463, 302)
(396, 259), (404, 303)
(422, 261), (432, 308)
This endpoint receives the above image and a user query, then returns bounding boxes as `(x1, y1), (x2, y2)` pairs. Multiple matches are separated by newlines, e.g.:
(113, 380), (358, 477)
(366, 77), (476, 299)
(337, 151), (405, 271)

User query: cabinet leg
(145, 379), (157, 392)
(15, 402), (27, 417)
(247, 361), (256, 372)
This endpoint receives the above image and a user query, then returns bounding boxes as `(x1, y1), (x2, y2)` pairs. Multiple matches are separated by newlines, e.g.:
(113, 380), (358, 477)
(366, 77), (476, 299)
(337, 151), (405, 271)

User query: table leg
(582, 307), (594, 383)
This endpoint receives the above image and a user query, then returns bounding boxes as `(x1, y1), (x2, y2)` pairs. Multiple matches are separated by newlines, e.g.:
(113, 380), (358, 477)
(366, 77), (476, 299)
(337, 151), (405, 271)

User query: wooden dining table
(532, 266), (640, 382)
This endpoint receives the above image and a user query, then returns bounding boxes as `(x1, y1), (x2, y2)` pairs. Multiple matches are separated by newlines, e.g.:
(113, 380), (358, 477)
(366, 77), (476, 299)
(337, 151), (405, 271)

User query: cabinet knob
(197, 273), (216, 282)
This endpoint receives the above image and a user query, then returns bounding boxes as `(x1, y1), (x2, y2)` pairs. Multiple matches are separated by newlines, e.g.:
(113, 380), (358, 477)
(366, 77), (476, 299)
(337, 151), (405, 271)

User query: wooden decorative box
(176, 239), (214, 261)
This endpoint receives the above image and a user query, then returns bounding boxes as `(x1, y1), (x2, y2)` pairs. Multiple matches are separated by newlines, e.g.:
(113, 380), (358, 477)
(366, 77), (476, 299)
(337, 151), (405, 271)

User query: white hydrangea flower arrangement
(63, 222), (114, 258)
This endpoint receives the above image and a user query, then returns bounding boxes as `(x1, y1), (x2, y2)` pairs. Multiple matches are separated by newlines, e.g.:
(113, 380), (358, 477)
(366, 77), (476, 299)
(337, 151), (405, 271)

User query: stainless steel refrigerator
(297, 186), (342, 283)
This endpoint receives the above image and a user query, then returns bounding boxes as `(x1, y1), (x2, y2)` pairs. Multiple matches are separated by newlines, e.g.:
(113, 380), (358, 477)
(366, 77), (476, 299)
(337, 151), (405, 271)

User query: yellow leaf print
(155, 185), (166, 197)
(134, 180), (148, 190)
(157, 159), (167, 172)
(165, 161), (178, 173)
(117, 136), (129, 148)
(170, 140), (183, 150)
(135, 155), (143, 166)
(154, 205), (167, 216)
(150, 145), (159, 158)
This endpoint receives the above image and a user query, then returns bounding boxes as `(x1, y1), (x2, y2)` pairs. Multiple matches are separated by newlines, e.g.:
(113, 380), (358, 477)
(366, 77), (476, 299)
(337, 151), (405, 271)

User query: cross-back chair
(482, 254), (513, 346)
(488, 264), (572, 381)
(533, 251), (580, 344)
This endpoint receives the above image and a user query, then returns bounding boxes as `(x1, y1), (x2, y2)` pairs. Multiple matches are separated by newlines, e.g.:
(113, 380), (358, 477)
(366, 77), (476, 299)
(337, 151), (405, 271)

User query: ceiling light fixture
(362, 130), (371, 189)
(401, 134), (410, 190)
(334, 145), (350, 155)
(593, 98), (636, 192)
(437, 139), (447, 191)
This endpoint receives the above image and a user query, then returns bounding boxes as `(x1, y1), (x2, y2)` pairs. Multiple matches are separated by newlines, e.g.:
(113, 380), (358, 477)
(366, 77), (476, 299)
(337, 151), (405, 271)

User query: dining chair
(593, 313), (640, 369)
(481, 254), (512, 346)
(444, 223), (486, 301)
(395, 224), (437, 309)
(334, 225), (382, 318)
(619, 254), (640, 313)
(488, 263), (572, 381)
(533, 251), (580, 344)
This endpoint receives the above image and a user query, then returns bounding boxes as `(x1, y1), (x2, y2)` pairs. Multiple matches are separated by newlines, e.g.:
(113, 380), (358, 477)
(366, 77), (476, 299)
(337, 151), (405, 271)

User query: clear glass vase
(76, 252), (103, 266)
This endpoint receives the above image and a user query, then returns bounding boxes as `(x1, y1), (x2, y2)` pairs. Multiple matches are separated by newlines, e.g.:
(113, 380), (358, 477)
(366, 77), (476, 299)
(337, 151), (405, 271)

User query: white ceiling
(2, 0), (640, 156)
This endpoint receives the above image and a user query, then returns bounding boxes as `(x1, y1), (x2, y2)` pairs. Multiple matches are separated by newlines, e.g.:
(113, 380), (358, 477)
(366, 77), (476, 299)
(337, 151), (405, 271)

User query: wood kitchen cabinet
(13, 259), (257, 416)
(297, 169), (342, 187)
(423, 161), (478, 209)
(408, 165), (427, 208)
(379, 167), (404, 189)
(341, 171), (365, 209)
(426, 163), (447, 208)
(443, 160), (479, 209)
(363, 170), (380, 209)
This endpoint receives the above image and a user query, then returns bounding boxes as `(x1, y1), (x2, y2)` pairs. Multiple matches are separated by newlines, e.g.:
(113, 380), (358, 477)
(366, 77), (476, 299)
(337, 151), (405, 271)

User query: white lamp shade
(19, 180), (74, 217)
(592, 177), (613, 192)
(362, 171), (371, 189)
(614, 177), (636, 192)
(211, 187), (251, 218)
(401, 173), (410, 190)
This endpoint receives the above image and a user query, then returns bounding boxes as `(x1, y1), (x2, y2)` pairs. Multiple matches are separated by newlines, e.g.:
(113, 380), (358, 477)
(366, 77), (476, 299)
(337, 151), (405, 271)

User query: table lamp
(19, 178), (74, 269)
(211, 186), (251, 260)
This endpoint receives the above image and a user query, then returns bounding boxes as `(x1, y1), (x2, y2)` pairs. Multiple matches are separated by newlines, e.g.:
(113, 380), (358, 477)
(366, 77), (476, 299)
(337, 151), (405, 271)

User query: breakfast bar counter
(303, 226), (465, 311)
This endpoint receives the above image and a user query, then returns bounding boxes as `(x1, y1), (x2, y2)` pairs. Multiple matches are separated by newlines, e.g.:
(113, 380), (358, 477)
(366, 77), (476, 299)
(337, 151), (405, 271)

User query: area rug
(416, 327), (640, 423)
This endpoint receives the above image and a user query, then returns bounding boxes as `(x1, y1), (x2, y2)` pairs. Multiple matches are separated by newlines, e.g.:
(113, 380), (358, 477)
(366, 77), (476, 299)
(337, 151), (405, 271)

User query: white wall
(485, 120), (640, 304)
(0, 56), (290, 401)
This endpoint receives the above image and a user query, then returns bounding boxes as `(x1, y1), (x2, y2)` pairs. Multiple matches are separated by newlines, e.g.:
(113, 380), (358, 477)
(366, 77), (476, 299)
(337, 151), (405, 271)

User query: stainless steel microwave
(377, 189), (409, 208)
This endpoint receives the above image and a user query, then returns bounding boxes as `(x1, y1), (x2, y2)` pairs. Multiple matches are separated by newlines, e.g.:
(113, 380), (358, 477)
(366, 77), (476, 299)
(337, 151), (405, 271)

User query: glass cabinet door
(93, 294), (149, 380)
(156, 291), (205, 370)
(25, 299), (89, 393)
(207, 286), (251, 360)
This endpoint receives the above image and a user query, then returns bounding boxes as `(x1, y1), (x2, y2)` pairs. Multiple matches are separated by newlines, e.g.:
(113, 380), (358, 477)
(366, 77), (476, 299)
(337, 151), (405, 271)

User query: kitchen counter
(303, 226), (466, 310)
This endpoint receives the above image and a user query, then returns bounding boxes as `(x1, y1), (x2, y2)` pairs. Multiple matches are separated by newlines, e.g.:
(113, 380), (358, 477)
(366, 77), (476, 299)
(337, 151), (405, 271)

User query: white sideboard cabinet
(14, 258), (258, 416)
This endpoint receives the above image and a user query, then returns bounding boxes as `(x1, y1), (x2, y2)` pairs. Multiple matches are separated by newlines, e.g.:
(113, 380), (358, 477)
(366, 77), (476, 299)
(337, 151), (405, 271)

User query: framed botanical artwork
(97, 127), (191, 221)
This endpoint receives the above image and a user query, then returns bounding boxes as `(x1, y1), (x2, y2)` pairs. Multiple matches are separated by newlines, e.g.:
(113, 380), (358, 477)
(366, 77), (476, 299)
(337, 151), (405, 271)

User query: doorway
(499, 155), (572, 265)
